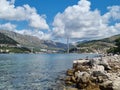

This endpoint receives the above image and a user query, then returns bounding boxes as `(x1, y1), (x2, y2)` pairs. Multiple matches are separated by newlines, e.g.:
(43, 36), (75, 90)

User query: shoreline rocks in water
(64, 55), (120, 90)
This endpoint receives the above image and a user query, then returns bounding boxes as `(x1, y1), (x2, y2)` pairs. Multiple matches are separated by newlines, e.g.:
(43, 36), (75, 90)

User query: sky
(0, 0), (120, 43)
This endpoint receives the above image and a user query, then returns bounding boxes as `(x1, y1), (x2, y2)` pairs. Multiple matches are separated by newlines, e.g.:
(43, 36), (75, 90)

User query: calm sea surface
(0, 53), (98, 90)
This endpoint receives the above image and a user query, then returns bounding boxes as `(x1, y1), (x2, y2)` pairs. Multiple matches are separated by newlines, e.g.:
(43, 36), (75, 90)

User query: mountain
(0, 32), (18, 45)
(0, 30), (67, 52)
(0, 32), (31, 53)
(70, 35), (120, 53)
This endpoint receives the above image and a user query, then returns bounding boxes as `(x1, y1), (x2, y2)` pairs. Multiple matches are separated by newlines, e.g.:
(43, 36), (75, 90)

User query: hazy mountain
(0, 30), (67, 50)
(70, 35), (120, 53)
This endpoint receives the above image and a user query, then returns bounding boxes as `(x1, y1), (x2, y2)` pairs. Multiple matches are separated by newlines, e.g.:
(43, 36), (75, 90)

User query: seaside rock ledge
(64, 55), (120, 90)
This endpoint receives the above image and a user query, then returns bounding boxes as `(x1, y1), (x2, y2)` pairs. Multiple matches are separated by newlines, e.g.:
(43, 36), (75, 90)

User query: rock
(64, 55), (120, 90)
(77, 82), (88, 89)
(81, 72), (90, 84)
(91, 65), (105, 73)
(65, 76), (71, 82)
(97, 76), (104, 83)
(90, 57), (111, 70)
(104, 64), (111, 70)
(86, 82), (100, 90)
(65, 76), (76, 85)
(73, 60), (89, 64)
(107, 73), (119, 81)
(92, 70), (107, 77)
(76, 72), (90, 89)
(65, 76), (73, 85)
(112, 78), (120, 90)
(64, 87), (78, 90)
(99, 81), (113, 90)
(100, 59), (111, 70)
(75, 71), (87, 83)
(90, 58), (101, 66)
(71, 76), (76, 83)
(66, 69), (74, 76)
(77, 79), (100, 90)
(65, 81), (73, 85)
(90, 76), (97, 83)
(114, 54), (119, 56)
(73, 60), (89, 69)
(76, 65), (88, 72)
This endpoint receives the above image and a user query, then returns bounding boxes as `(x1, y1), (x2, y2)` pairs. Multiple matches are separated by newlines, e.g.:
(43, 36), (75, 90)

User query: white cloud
(10, 0), (15, 4)
(0, 0), (49, 30)
(0, 23), (16, 31)
(0, 22), (51, 40)
(35, 31), (51, 40)
(107, 6), (120, 20)
(15, 29), (51, 40)
(1, 0), (120, 42)
(53, 0), (120, 40)
(28, 12), (49, 29)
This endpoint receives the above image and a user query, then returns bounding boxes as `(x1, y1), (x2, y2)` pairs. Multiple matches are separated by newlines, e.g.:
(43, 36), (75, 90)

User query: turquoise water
(0, 53), (97, 90)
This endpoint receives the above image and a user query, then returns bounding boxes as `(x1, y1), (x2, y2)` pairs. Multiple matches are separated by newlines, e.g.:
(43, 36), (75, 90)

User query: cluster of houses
(0, 44), (59, 53)
(0, 44), (21, 53)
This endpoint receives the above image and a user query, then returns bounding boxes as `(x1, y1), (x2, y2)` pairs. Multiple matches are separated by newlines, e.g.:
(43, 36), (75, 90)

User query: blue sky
(0, 0), (120, 43)
(15, 0), (79, 23)
(14, 0), (120, 23)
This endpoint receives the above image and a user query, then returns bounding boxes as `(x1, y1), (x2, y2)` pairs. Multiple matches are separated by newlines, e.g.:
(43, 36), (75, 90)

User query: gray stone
(64, 87), (78, 90)
(112, 78), (120, 90)
(99, 81), (113, 90)
(81, 72), (90, 84)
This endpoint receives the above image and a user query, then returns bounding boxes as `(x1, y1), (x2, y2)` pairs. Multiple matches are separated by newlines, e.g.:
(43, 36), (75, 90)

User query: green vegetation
(0, 32), (18, 45)
(70, 35), (120, 53)
(107, 38), (120, 54)
(0, 46), (31, 53)
(0, 32), (31, 53)
(0, 30), (67, 51)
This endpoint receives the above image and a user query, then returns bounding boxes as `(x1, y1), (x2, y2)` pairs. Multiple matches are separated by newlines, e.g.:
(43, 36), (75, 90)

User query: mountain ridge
(0, 32), (18, 45)
(0, 30), (67, 51)
(0, 32), (31, 53)
(70, 34), (120, 53)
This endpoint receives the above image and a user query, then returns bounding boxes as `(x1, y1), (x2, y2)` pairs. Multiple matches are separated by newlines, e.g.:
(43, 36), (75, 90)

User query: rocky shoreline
(64, 55), (120, 90)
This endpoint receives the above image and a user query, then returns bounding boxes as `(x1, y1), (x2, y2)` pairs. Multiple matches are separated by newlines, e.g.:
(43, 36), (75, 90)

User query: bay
(0, 53), (98, 90)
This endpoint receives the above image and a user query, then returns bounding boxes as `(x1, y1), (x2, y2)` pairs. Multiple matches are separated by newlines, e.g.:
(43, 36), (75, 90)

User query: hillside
(70, 35), (120, 53)
(0, 32), (18, 45)
(0, 32), (31, 53)
(0, 30), (67, 52)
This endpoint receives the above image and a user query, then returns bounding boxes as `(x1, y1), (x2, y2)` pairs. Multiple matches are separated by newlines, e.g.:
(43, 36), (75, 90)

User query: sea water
(0, 53), (98, 90)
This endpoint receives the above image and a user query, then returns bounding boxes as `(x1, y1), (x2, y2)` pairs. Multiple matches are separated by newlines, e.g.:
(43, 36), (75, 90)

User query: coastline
(63, 54), (120, 90)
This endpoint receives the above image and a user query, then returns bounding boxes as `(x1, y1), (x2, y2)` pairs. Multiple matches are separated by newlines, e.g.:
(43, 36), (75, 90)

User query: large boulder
(112, 78), (120, 90)
(92, 71), (107, 77)
(76, 72), (90, 89)
(81, 72), (90, 84)
(91, 65), (105, 73)
(99, 81), (113, 90)
(75, 65), (89, 72)
(90, 58), (111, 70)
